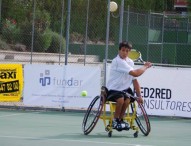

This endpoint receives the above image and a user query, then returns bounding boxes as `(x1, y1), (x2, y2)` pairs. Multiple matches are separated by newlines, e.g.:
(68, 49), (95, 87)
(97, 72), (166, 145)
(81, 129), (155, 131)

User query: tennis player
(107, 41), (152, 131)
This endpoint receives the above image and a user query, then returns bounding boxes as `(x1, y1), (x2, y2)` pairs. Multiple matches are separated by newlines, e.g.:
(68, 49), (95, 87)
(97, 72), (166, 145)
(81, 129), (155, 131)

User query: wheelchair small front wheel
(82, 95), (104, 135)
(133, 131), (138, 138)
(108, 131), (112, 137)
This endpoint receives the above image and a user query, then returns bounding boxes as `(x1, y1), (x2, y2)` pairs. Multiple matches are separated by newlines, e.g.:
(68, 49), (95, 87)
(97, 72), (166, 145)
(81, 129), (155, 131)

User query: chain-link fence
(122, 7), (191, 66)
(0, 0), (116, 65)
(0, 0), (191, 66)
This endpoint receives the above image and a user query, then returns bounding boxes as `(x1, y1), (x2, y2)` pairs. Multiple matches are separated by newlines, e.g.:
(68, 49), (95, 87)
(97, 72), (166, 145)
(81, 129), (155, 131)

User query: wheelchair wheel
(131, 101), (151, 136)
(82, 95), (104, 135)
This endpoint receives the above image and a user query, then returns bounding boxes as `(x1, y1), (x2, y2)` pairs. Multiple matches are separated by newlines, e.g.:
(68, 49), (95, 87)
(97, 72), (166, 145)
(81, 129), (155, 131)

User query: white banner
(23, 64), (101, 109)
(107, 65), (191, 118)
(137, 66), (191, 118)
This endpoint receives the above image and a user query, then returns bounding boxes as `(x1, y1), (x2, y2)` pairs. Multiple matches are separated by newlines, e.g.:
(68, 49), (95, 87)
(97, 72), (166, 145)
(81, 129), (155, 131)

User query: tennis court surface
(0, 109), (191, 146)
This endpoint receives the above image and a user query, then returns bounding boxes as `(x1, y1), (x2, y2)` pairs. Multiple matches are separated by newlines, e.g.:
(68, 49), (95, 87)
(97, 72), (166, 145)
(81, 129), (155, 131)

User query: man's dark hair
(119, 41), (132, 50)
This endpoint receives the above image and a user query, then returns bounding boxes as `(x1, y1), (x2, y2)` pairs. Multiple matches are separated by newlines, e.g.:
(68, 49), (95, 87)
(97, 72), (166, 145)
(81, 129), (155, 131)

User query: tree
(1, 0), (32, 24)
(188, 0), (191, 12)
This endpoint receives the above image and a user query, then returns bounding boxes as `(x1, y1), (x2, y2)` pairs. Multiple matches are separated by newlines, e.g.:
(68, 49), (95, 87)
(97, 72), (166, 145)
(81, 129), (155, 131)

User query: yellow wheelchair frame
(82, 86), (151, 137)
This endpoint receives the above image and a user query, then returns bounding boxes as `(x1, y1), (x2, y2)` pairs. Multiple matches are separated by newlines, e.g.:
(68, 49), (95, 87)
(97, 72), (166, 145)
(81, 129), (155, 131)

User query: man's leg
(118, 98), (131, 130)
(119, 98), (130, 119)
(112, 97), (124, 129)
(114, 97), (124, 119)
(119, 88), (134, 119)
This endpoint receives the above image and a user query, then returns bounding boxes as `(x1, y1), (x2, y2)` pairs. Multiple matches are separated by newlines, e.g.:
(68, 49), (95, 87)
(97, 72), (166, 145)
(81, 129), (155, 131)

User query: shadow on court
(0, 109), (191, 146)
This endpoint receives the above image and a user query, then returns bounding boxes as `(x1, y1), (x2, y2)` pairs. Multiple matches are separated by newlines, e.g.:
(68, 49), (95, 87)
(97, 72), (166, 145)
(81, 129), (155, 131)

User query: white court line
(0, 135), (154, 146)
(0, 113), (25, 118)
(0, 112), (40, 118)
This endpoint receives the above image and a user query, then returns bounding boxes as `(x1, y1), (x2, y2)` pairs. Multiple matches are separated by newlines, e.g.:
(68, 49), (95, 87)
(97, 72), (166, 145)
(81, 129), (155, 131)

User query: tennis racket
(128, 49), (145, 63)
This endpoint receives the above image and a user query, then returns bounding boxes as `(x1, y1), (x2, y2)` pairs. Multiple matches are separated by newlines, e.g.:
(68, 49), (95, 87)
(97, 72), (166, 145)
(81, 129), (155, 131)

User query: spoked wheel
(82, 95), (104, 135)
(131, 100), (151, 136)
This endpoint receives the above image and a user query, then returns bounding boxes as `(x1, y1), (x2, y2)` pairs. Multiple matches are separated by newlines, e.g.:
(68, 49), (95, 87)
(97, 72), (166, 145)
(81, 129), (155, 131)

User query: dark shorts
(107, 88), (135, 102)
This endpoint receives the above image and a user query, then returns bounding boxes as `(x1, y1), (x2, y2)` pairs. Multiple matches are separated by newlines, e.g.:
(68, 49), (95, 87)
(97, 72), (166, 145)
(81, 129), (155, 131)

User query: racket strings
(128, 51), (140, 61)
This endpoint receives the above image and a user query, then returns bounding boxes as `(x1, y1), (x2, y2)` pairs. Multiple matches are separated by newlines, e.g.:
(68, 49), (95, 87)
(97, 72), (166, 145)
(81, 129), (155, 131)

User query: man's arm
(129, 62), (152, 77)
(133, 79), (143, 103)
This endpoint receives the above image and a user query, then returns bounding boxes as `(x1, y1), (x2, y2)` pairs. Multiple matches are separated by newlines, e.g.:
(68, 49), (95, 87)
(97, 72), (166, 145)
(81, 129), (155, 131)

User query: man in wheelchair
(106, 41), (152, 131)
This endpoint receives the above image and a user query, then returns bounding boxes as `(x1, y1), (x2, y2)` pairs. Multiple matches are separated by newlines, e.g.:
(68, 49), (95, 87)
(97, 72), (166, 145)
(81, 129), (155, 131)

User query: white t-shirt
(107, 55), (135, 91)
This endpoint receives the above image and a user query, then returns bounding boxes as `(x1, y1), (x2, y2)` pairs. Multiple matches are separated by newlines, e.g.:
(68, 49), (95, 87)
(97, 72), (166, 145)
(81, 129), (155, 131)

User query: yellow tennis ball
(81, 90), (88, 97)
(110, 1), (118, 12)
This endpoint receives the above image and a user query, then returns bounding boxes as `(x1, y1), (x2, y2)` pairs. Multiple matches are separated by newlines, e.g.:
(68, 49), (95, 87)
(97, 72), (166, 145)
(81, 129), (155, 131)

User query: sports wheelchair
(82, 86), (151, 137)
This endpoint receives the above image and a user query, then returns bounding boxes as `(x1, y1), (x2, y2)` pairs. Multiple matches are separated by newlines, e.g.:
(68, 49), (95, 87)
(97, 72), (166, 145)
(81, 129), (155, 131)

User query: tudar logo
(39, 70), (83, 87)
(39, 70), (51, 86)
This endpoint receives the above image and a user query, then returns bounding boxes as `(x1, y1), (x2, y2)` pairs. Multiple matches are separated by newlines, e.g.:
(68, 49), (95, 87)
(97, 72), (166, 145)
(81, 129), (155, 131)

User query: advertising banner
(107, 65), (191, 118)
(137, 66), (191, 118)
(23, 64), (101, 109)
(0, 64), (23, 101)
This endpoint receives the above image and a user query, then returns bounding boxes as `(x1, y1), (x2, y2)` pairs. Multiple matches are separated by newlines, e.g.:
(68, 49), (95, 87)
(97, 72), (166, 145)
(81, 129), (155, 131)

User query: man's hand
(144, 62), (152, 68)
(137, 96), (143, 104)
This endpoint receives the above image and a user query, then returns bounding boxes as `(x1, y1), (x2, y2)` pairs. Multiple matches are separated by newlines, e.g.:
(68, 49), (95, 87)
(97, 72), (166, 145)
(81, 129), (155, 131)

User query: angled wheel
(82, 95), (104, 135)
(131, 100), (151, 136)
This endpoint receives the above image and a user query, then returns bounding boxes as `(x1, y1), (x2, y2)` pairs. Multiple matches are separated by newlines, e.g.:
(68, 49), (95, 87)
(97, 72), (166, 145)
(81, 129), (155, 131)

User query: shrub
(20, 22), (52, 52)
(47, 31), (66, 53)
(0, 38), (11, 50)
(41, 29), (52, 51)
(32, 28), (52, 52)
(70, 32), (84, 43)
(20, 9), (52, 52)
(20, 21), (33, 48)
(2, 18), (21, 44)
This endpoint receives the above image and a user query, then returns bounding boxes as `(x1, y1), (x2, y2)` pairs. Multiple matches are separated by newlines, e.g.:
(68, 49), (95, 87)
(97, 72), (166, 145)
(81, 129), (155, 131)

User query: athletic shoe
(120, 119), (130, 130)
(116, 123), (123, 131)
(112, 119), (119, 129)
